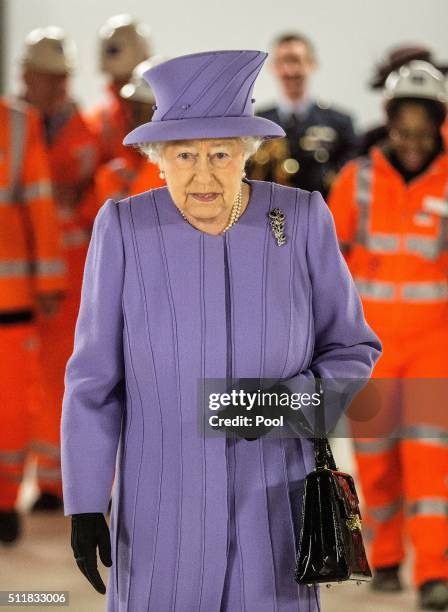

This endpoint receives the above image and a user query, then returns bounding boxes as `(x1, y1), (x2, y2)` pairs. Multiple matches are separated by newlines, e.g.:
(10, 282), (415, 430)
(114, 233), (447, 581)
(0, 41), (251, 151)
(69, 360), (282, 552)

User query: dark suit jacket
(250, 102), (358, 197)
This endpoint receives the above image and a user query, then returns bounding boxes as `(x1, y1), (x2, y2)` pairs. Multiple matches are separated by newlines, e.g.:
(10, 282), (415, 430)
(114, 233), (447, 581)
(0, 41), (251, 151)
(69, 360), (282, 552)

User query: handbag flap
(331, 471), (362, 521)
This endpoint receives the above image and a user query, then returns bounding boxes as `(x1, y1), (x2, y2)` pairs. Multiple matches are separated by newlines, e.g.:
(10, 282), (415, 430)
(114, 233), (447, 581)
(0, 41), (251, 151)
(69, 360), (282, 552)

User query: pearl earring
(242, 170), (246, 178)
(159, 169), (165, 179)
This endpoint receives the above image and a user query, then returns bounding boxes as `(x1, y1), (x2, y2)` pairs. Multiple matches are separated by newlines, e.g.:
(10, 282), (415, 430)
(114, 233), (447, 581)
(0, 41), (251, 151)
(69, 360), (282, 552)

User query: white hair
(135, 136), (264, 165)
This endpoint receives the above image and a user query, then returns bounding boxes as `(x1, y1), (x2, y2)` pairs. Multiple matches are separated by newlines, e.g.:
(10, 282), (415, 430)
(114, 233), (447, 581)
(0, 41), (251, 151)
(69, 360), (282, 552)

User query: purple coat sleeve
(284, 190), (382, 434)
(61, 199), (125, 516)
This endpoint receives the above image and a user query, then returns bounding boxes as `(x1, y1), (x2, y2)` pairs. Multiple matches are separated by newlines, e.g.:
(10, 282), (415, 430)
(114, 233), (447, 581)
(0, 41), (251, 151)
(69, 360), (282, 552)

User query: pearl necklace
(179, 189), (242, 235)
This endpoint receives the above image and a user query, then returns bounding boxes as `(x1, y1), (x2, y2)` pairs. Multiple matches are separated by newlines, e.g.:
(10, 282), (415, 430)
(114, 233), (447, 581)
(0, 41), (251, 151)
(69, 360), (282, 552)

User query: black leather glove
(71, 513), (112, 594)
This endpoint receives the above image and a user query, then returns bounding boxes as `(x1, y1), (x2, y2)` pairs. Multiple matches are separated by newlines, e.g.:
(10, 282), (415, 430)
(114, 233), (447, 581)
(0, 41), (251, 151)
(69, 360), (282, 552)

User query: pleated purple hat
(123, 49), (285, 144)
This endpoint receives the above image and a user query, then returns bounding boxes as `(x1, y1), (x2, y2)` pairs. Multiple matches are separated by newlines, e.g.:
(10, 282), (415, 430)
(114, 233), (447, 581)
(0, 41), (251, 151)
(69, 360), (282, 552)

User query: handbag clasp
(346, 514), (362, 532)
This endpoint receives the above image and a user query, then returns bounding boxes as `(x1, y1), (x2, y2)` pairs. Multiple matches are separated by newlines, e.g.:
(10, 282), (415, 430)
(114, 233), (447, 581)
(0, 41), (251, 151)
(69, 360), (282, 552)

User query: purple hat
(123, 50), (285, 144)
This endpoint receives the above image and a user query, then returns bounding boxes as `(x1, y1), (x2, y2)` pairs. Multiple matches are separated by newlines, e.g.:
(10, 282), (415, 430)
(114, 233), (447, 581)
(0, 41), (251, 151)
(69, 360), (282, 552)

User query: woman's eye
(214, 152), (229, 160)
(178, 152), (193, 160)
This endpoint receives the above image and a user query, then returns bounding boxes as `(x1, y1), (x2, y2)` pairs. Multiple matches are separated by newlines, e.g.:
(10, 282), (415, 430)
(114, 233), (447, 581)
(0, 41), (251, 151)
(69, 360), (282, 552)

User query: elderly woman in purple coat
(61, 50), (381, 612)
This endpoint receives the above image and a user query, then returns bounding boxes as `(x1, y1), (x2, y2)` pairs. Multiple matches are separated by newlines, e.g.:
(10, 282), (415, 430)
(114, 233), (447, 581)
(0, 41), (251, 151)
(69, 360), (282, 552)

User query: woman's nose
(194, 156), (214, 183)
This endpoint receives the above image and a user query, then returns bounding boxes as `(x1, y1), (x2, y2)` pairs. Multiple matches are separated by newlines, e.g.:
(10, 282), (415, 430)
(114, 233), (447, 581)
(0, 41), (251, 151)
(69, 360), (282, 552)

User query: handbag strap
(313, 373), (337, 471)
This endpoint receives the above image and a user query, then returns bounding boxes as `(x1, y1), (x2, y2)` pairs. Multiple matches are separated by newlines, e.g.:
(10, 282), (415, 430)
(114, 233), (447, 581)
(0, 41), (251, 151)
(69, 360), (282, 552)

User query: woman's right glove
(71, 512), (112, 594)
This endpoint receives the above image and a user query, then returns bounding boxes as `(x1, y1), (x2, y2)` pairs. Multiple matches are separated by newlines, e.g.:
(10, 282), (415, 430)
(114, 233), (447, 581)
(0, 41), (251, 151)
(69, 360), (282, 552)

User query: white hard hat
(120, 57), (167, 103)
(385, 60), (447, 105)
(21, 26), (77, 75)
(99, 14), (151, 80)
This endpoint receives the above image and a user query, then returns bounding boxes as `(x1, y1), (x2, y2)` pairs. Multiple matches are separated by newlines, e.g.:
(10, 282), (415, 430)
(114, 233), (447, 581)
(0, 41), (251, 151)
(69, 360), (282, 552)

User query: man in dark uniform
(249, 32), (358, 197)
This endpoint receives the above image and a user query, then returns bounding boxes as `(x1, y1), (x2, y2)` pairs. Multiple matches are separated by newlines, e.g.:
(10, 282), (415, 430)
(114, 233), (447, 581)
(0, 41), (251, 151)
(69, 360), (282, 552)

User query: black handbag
(294, 376), (372, 585)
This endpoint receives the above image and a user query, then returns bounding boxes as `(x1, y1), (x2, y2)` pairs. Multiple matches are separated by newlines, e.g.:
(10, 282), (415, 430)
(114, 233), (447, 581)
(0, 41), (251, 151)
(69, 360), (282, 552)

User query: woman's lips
(190, 193), (220, 202)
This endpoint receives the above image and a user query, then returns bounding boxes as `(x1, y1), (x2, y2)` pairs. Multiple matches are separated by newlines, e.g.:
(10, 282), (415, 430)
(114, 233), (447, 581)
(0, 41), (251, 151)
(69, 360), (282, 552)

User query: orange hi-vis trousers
(353, 327), (448, 587)
(0, 323), (42, 509)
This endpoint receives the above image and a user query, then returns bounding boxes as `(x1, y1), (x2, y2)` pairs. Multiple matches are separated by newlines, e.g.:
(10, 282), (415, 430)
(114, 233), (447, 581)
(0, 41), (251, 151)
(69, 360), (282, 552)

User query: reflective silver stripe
(0, 449), (27, 464)
(355, 158), (372, 246)
(62, 228), (90, 247)
(0, 182), (51, 204)
(0, 187), (13, 204)
(354, 278), (395, 300)
(77, 144), (97, 178)
(101, 109), (111, 140)
(30, 440), (61, 460)
(354, 159), (400, 253)
(405, 235), (440, 260)
(0, 470), (24, 483)
(353, 438), (398, 453)
(400, 425), (448, 447)
(57, 208), (75, 222)
(370, 497), (403, 523)
(407, 499), (448, 517)
(0, 260), (29, 278)
(401, 281), (448, 301)
(23, 180), (52, 202)
(36, 466), (61, 481)
(35, 259), (66, 276)
(438, 208), (448, 254)
(10, 107), (26, 197)
(366, 234), (400, 253)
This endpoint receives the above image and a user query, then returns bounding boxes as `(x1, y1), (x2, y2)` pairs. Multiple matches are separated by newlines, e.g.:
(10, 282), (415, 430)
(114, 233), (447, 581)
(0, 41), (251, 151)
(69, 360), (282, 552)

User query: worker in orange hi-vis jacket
(92, 59), (165, 217)
(0, 98), (66, 544)
(329, 61), (448, 611)
(86, 14), (151, 165)
(20, 27), (100, 512)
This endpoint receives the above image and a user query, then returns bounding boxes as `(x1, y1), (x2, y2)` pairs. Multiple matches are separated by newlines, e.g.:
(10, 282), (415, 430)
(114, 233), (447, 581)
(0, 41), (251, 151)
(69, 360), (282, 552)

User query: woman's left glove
(71, 512), (112, 594)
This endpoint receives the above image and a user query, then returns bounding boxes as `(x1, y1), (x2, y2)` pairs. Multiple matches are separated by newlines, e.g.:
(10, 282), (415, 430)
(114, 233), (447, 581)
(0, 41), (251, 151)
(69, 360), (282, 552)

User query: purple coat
(61, 180), (381, 612)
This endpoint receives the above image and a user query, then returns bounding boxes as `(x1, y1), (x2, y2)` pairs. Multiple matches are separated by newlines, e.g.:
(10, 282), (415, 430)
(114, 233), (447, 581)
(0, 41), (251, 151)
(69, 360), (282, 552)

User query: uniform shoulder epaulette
(316, 99), (353, 119)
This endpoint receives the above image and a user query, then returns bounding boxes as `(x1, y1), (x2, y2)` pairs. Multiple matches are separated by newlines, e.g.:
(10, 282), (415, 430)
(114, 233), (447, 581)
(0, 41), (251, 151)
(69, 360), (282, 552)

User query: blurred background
(3, 0), (448, 125)
(0, 0), (447, 610)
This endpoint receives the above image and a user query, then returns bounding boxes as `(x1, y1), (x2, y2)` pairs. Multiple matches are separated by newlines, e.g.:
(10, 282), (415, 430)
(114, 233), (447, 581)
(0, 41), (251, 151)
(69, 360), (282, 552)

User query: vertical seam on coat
(258, 182), (272, 379)
(153, 194), (184, 612)
(225, 234), (246, 611)
(115, 375), (132, 598)
(226, 234), (236, 394)
(280, 188), (300, 379)
(121, 309), (145, 612)
(232, 439), (246, 612)
(304, 192), (316, 368)
(297, 194), (317, 612)
(115, 203), (130, 599)
(258, 441), (279, 612)
(279, 438), (297, 574)
(128, 197), (164, 611)
(198, 235), (207, 611)
(259, 182), (279, 612)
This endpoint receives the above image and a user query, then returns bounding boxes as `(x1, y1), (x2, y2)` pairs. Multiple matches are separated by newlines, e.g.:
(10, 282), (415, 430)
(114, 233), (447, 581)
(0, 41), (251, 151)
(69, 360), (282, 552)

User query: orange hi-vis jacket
(0, 99), (65, 312)
(86, 84), (131, 165)
(442, 118), (448, 149)
(328, 147), (448, 335)
(44, 103), (99, 253)
(94, 150), (164, 212)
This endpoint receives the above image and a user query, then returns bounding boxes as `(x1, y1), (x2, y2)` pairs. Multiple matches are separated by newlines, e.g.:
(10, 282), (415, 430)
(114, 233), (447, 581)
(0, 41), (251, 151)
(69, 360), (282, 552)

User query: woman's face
(159, 138), (245, 223)
(388, 102), (439, 173)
